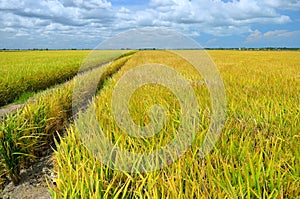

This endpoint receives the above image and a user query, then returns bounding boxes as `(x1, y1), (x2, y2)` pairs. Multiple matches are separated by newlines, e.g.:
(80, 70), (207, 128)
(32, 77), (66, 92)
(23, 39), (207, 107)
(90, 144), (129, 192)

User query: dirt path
(0, 105), (55, 199)
(0, 104), (23, 123)
(0, 57), (131, 198)
(0, 103), (55, 198)
(0, 152), (54, 199)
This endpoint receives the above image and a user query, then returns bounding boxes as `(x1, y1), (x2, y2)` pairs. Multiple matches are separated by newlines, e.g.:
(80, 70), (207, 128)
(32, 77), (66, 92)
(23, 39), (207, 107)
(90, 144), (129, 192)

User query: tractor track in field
(0, 60), (115, 123)
(0, 103), (55, 199)
(1, 151), (54, 199)
(0, 51), (136, 122)
(0, 104), (23, 123)
(0, 53), (135, 199)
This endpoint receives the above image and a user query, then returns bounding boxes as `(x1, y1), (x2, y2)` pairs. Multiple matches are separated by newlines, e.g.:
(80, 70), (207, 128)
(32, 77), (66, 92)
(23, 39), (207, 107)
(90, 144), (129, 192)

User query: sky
(1, 0), (300, 49)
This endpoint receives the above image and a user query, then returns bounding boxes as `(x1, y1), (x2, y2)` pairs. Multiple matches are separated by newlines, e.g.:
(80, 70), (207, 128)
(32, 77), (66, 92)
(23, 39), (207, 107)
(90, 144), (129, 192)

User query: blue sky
(0, 0), (300, 49)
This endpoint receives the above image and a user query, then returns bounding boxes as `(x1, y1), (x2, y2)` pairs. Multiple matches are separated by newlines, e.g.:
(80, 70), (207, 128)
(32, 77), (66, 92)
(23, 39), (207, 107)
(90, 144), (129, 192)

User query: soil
(0, 62), (117, 199)
(0, 152), (55, 199)
(0, 104), (23, 123)
(0, 104), (55, 199)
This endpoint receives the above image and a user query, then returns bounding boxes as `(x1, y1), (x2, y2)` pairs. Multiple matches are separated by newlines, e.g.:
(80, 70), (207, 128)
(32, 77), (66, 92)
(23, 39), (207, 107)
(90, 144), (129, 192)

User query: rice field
(0, 50), (125, 106)
(0, 50), (299, 198)
(0, 51), (134, 186)
(53, 50), (299, 198)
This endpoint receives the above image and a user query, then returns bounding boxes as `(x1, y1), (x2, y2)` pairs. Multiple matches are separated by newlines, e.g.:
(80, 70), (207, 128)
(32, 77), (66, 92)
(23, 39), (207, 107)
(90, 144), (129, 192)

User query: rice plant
(0, 50), (125, 106)
(0, 52), (134, 186)
(52, 50), (299, 198)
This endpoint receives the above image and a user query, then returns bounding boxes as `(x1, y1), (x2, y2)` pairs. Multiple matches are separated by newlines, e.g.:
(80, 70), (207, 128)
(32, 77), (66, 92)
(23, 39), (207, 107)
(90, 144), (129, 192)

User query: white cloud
(114, 0), (299, 45)
(247, 29), (263, 42)
(58, 0), (112, 9)
(0, 0), (299, 48)
(117, 0), (293, 36)
(247, 29), (300, 43)
(261, 0), (300, 10)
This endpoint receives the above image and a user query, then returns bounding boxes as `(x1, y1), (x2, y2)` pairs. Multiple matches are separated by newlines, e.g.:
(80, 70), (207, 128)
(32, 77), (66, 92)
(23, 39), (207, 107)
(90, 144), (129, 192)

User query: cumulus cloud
(0, 0), (299, 48)
(261, 0), (300, 10)
(144, 0), (293, 36)
(247, 29), (300, 43)
(59, 0), (112, 9)
(247, 29), (262, 42)
(0, 0), (116, 48)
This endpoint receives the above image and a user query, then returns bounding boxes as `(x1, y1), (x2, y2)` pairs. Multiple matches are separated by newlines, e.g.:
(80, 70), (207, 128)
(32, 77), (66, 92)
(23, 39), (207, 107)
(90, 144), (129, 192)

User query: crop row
(0, 52), (134, 187)
(52, 50), (299, 198)
(0, 50), (126, 106)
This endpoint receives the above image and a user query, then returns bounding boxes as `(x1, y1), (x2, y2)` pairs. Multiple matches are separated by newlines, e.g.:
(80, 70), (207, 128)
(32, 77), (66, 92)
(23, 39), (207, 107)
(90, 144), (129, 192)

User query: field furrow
(52, 50), (299, 198)
(0, 50), (299, 198)
(0, 50), (126, 106)
(0, 52), (135, 188)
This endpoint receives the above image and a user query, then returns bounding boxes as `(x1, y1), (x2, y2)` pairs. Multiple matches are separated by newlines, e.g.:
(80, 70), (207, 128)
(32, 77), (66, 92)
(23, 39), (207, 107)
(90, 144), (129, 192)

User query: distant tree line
(204, 47), (300, 51)
(1, 47), (300, 51)
(0, 48), (90, 51)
